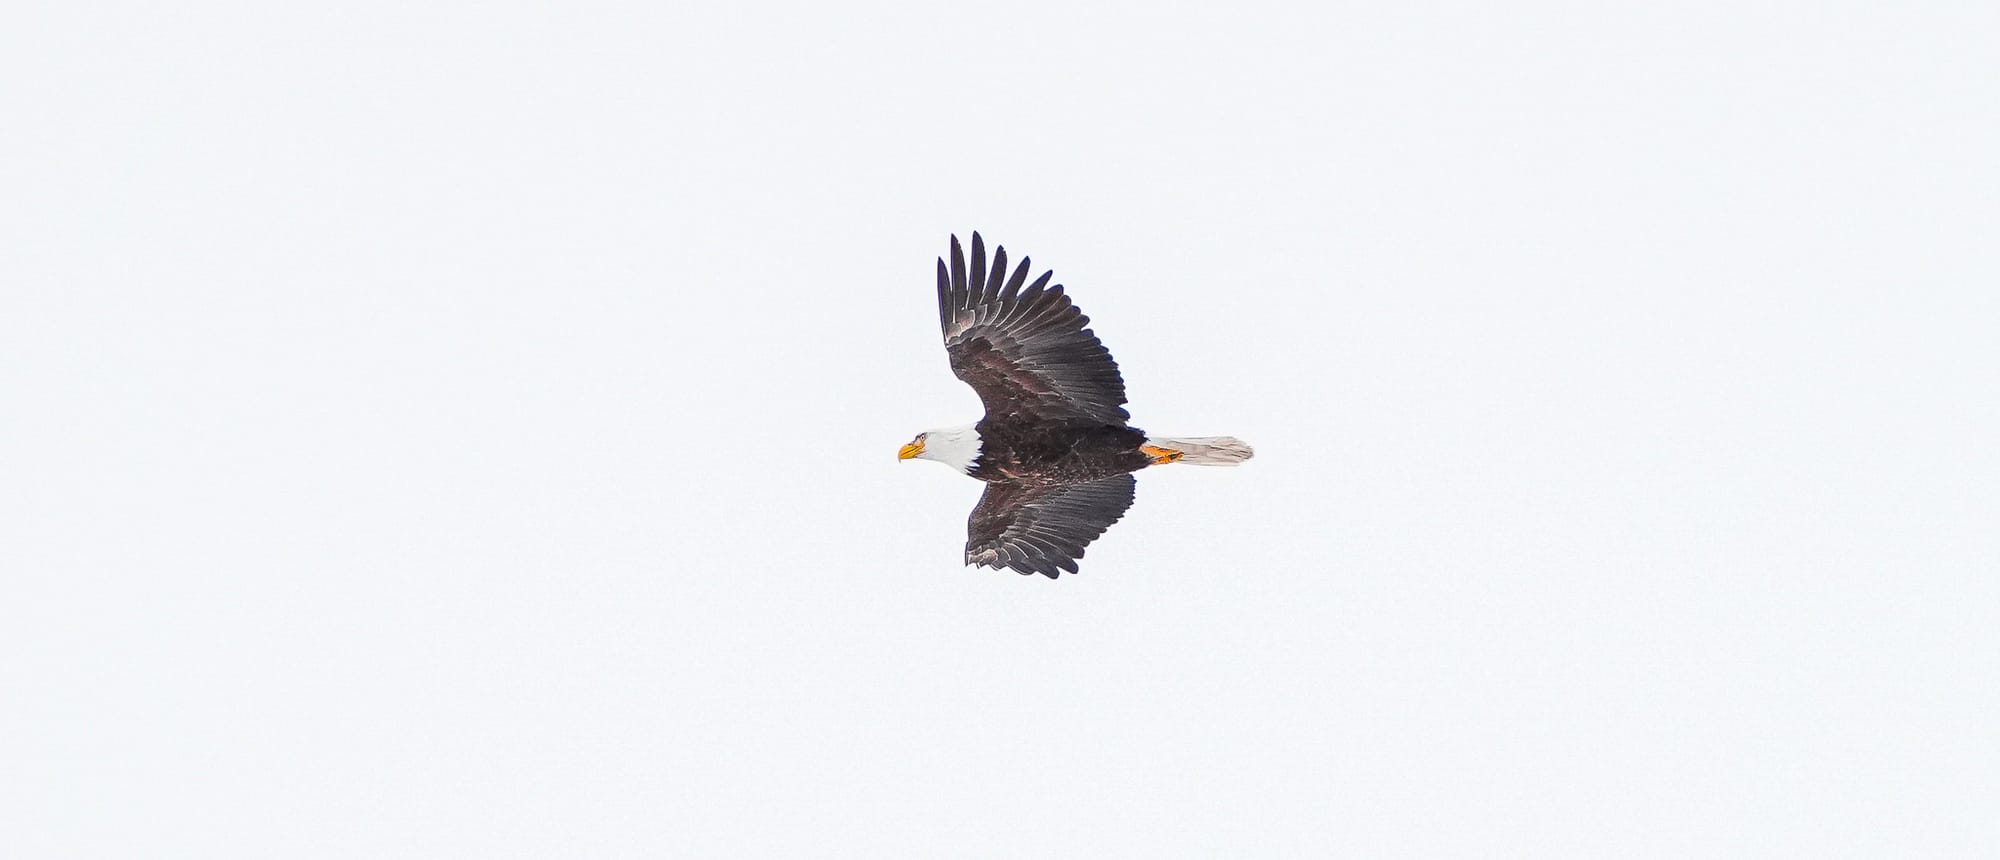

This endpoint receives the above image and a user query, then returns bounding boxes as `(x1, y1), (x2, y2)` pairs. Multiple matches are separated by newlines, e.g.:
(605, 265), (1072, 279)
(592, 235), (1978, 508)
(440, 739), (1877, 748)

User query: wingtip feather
(949, 234), (967, 294)
(969, 233), (987, 300)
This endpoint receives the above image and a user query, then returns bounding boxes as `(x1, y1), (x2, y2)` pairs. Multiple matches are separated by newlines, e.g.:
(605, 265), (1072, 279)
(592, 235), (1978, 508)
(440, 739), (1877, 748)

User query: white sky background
(3, 1), (1995, 856)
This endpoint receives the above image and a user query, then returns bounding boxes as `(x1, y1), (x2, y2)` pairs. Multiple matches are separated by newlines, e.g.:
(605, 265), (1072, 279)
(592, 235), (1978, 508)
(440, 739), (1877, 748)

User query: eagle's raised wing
(936, 233), (1130, 426)
(966, 475), (1136, 578)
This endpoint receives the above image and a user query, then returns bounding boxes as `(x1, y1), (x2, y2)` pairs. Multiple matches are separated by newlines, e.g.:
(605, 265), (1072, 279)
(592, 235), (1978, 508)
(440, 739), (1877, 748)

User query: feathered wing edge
(965, 474), (1137, 579)
(936, 233), (1057, 340)
(935, 232), (1130, 425)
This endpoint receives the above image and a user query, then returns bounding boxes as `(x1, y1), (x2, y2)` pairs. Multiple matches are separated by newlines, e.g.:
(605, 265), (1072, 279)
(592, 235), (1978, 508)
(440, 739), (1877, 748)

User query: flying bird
(899, 233), (1253, 578)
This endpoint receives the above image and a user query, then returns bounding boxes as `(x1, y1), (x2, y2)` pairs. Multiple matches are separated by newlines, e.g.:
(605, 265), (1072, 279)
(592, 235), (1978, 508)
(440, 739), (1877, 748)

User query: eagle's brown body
(967, 420), (1151, 484)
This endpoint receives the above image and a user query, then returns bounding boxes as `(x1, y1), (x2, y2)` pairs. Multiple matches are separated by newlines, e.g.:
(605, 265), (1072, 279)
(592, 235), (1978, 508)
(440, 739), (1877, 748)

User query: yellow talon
(1142, 445), (1183, 464)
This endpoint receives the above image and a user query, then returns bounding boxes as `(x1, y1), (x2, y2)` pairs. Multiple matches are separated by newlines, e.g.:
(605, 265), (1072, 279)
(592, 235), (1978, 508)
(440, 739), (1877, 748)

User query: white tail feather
(1146, 436), (1254, 466)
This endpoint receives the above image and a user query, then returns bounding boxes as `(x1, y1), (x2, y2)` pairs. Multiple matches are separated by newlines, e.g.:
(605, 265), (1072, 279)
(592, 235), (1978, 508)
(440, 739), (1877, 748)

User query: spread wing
(966, 475), (1137, 578)
(936, 233), (1130, 426)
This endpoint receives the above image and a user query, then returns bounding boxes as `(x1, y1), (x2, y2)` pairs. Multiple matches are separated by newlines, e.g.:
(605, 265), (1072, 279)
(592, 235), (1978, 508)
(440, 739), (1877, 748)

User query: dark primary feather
(936, 233), (1130, 426)
(966, 475), (1137, 578)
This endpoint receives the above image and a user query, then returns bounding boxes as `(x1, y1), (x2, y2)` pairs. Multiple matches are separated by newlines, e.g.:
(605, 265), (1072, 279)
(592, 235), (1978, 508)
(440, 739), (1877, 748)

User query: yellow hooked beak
(898, 440), (924, 461)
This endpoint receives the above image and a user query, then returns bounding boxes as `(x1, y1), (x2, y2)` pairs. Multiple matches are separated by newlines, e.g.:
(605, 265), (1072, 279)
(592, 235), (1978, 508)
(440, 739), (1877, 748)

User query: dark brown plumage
(965, 475), (1136, 578)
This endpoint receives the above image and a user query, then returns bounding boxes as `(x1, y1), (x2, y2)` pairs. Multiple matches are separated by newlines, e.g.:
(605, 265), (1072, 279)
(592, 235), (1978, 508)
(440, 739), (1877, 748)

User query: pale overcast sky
(3, 1), (1995, 857)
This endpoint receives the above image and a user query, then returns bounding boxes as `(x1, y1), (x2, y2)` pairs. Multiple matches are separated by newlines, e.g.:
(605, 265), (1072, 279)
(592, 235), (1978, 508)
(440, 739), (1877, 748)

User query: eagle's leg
(1141, 444), (1183, 465)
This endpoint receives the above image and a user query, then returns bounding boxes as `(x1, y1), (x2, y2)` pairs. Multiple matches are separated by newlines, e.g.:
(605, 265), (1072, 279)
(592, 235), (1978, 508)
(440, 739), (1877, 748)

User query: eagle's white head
(897, 424), (981, 474)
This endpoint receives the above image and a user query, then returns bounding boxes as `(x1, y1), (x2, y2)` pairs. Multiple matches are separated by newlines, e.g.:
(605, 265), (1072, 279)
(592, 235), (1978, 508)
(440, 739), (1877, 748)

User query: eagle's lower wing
(966, 475), (1136, 578)
(936, 233), (1130, 426)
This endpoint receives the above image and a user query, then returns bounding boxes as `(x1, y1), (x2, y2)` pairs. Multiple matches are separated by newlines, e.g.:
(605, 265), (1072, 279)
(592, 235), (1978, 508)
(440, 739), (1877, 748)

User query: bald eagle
(899, 233), (1253, 578)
